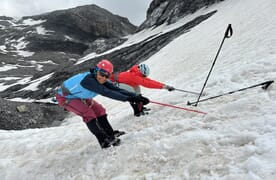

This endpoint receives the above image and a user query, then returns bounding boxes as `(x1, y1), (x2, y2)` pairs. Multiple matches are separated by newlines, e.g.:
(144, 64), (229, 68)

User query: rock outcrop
(139, 0), (223, 30)
(0, 97), (67, 130)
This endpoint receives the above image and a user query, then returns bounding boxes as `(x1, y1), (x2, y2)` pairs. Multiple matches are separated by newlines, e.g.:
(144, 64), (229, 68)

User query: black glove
(139, 95), (150, 105)
(127, 95), (143, 103)
(165, 85), (175, 91)
(127, 95), (150, 104)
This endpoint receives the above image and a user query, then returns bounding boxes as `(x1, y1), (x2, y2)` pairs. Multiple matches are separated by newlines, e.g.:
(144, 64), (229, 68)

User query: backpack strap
(113, 72), (120, 87)
(114, 72), (119, 82)
(61, 83), (71, 96)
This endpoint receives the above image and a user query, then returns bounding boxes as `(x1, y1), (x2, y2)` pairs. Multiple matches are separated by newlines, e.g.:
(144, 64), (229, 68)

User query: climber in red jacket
(110, 64), (175, 116)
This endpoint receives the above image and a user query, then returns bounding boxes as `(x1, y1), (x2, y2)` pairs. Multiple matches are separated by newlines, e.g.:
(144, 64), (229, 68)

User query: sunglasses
(98, 69), (110, 78)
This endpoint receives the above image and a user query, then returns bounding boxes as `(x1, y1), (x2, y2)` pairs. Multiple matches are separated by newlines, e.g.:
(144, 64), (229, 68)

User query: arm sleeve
(81, 76), (134, 101)
(132, 76), (164, 89)
(105, 80), (137, 96)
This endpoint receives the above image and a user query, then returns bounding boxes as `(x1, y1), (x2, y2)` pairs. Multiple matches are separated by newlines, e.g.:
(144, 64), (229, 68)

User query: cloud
(0, 0), (151, 25)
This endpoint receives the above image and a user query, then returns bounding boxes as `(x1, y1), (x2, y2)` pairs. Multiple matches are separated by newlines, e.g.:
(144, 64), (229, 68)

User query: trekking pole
(174, 88), (200, 95)
(150, 101), (207, 115)
(194, 24), (233, 106)
(187, 80), (274, 106)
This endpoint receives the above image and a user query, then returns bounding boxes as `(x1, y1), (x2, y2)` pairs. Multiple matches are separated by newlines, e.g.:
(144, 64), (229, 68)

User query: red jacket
(110, 65), (164, 89)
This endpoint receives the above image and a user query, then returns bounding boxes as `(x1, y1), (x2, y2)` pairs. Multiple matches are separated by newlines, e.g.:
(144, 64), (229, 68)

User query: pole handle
(262, 80), (274, 89)
(225, 24), (233, 38)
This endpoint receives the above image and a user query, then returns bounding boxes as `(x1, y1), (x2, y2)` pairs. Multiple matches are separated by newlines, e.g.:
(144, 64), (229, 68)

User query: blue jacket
(58, 71), (135, 101)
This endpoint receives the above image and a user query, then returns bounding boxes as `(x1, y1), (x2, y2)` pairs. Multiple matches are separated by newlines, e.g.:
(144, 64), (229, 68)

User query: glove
(164, 85), (175, 91)
(139, 95), (150, 105)
(127, 95), (150, 105)
(127, 95), (143, 103)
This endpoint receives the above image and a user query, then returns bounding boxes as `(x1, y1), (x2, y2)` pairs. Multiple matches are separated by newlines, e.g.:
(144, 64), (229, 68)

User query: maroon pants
(56, 94), (106, 123)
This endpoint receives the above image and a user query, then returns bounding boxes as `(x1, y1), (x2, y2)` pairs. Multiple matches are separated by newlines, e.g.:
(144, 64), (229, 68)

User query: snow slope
(1, 0), (276, 179)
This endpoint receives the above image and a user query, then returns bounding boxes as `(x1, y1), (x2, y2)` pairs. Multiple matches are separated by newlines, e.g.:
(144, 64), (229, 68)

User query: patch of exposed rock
(139, 0), (224, 30)
(0, 97), (68, 130)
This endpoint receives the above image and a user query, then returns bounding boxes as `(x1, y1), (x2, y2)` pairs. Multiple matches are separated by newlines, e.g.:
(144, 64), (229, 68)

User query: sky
(0, 0), (152, 26)
(1, 0), (276, 179)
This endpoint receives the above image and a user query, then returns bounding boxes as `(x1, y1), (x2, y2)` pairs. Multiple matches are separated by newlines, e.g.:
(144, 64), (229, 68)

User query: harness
(55, 85), (71, 106)
(60, 83), (71, 96)
(56, 85), (92, 107)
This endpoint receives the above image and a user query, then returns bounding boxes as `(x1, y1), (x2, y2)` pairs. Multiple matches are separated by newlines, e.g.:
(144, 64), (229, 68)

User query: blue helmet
(138, 64), (150, 77)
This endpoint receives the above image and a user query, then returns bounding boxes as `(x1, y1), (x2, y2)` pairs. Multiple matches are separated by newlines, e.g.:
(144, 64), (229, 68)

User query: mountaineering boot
(139, 111), (149, 116)
(97, 114), (115, 137)
(86, 119), (113, 148)
(100, 137), (121, 148)
(97, 114), (125, 139)
(113, 130), (126, 137)
(94, 115), (121, 147)
(142, 106), (151, 112)
(109, 137), (121, 146)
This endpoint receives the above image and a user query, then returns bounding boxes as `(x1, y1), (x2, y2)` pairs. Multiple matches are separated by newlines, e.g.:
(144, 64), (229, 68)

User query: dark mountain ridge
(139, 0), (223, 29)
(23, 4), (136, 46)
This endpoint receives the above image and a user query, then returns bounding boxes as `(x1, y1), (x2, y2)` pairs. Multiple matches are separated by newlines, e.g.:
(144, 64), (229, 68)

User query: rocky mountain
(22, 4), (136, 53)
(0, 4), (136, 130)
(0, 4), (136, 89)
(139, 0), (224, 30)
(0, 0), (223, 130)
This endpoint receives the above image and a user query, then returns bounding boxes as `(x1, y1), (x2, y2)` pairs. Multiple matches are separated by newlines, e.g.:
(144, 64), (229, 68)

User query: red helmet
(96, 59), (113, 74)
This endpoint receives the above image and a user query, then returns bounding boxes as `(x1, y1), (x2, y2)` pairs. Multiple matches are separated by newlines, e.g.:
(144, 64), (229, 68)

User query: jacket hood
(129, 65), (143, 76)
